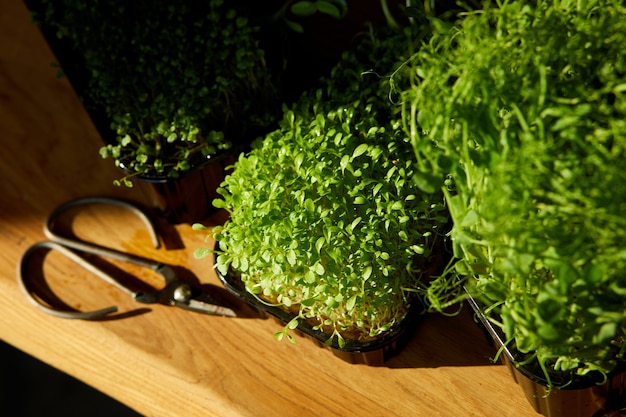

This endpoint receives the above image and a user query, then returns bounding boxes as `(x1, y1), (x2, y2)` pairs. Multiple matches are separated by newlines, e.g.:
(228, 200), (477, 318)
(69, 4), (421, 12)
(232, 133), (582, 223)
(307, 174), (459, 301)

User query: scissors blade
(135, 281), (238, 317)
(174, 286), (238, 317)
(177, 299), (237, 317)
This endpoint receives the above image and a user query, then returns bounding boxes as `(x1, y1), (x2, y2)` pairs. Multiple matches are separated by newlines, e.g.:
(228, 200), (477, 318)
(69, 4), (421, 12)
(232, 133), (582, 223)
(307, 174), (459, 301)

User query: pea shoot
(405, 0), (626, 389)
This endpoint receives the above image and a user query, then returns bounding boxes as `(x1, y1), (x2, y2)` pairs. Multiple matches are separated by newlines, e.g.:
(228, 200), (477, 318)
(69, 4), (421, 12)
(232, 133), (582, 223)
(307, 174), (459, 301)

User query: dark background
(0, 341), (142, 417)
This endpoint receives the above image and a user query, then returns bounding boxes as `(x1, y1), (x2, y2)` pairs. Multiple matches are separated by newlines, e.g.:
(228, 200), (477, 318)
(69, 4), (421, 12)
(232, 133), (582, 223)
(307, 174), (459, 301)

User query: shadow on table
(384, 306), (500, 369)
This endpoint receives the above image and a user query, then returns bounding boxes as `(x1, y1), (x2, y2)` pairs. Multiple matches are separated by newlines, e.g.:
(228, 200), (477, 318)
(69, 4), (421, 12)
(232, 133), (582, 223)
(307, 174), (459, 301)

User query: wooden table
(0, 1), (540, 416)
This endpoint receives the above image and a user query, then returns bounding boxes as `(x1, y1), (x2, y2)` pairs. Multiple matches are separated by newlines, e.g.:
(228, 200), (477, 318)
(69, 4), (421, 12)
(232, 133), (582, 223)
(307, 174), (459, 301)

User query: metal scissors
(17, 196), (237, 319)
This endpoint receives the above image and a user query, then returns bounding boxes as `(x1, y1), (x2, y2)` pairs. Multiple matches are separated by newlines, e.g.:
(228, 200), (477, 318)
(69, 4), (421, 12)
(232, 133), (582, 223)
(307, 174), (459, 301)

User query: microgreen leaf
(315, 1), (343, 19)
(194, 247), (210, 259)
(290, 1), (317, 16)
(352, 143), (368, 158)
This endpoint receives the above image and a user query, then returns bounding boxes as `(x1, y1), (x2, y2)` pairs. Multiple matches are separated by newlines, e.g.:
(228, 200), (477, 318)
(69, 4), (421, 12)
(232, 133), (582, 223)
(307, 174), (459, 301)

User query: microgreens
(196, 25), (449, 345)
(404, 0), (626, 388)
(31, 0), (279, 186)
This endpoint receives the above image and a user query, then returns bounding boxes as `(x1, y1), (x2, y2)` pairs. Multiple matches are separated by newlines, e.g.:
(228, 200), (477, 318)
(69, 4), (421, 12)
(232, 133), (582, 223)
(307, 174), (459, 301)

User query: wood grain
(0, 1), (541, 416)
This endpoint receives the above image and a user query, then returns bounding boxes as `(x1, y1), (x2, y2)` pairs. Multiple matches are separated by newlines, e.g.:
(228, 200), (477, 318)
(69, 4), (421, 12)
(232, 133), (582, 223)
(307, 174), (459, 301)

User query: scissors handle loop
(45, 196), (161, 268)
(18, 197), (166, 319)
(18, 241), (121, 319)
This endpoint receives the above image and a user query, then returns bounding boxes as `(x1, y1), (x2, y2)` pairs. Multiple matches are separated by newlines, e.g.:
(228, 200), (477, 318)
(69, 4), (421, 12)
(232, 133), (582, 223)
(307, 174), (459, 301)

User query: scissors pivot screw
(173, 284), (192, 303)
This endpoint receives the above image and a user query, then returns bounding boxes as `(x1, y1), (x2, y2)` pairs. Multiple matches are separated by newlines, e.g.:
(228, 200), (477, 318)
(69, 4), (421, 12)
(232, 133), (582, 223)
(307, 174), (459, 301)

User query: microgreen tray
(465, 290), (626, 416)
(214, 244), (424, 366)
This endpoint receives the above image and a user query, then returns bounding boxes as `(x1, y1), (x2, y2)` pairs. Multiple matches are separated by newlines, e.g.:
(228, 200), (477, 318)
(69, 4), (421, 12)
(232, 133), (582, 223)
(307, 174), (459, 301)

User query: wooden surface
(0, 1), (541, 416)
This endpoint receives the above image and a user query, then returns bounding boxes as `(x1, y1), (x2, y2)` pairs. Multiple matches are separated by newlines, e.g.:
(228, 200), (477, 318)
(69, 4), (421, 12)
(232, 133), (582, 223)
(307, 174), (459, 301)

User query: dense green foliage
(405, 0), (626, 387)
(198, 27), (449, 345)
(31, 0), (278, 185)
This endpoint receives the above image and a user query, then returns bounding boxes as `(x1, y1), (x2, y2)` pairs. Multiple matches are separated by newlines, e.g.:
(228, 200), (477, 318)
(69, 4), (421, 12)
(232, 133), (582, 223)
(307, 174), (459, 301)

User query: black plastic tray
(214, 243), (424, 365)
(465, 289), (626, 417)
